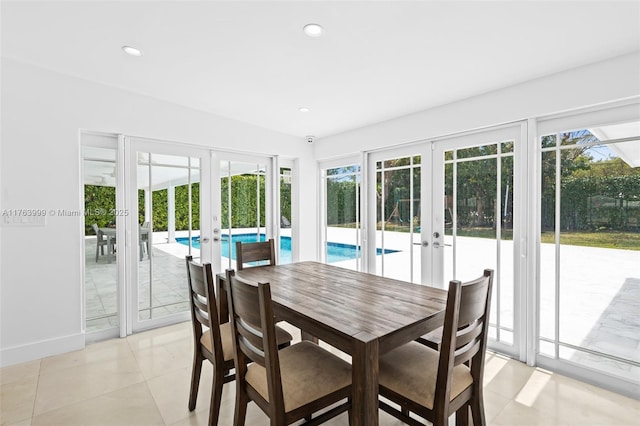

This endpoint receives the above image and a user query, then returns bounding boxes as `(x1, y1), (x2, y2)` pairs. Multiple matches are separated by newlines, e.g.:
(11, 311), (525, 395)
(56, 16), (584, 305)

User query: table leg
(352, 333), (379, 426)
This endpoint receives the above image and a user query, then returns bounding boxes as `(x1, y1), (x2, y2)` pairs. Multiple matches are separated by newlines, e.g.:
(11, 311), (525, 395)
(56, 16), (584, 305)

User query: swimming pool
(175, 234), (398, 264)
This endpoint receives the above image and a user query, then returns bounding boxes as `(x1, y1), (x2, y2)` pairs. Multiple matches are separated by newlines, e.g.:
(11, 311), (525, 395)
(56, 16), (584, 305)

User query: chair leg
(188, 355), (203, 411)
(233, 386), (248, 426)
(470, 389), (486, 426)
(433, 413), (448, 426)
(95, 243), (99, 262)
(455, 404), (469, 426)
(209, 368), (224, 426)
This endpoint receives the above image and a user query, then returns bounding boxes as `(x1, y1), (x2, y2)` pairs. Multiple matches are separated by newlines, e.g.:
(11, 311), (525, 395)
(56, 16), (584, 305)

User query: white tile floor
(2, 321), (639, 426)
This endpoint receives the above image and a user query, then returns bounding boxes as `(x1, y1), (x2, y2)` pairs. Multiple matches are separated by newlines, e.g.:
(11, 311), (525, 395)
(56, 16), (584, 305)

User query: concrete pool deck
(85, 226), (639, 383)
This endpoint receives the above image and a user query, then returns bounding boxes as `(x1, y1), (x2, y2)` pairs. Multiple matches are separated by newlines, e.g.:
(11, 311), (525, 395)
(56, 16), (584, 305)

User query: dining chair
(225, 269), (353, 426)
(139, 221), (150, 260)
(235, 239), (276, 270)
(185, 256), (293, 426)
(235, 238), (318, 343)
(377, 269), (494, 426)
(92, 223), (114, 262)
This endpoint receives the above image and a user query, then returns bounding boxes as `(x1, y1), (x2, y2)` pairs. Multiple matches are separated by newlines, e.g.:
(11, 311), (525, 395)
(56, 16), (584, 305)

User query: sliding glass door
(536, 105), (640, 395)
(82, 133), (124, 339)
(213, 151), (274, 273)
(128, 139), (211, 332)
(320, 159), (362, 271)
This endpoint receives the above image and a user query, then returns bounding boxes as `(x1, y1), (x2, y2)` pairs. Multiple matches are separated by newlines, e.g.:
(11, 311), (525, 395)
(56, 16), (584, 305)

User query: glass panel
(454, 157), (498, 280)
(539, 150), (557, 342)
(443, 161), (454, 282)
(539, 340), (555, 357)
(444, 140), (516, 346)
(457, 144), (498, 159)
(151, 153), (189, 167)
(280, 167), (292, 264)
(501, 141), (514, 153)
(83, 147), (118, 332)
(220, 160), (267, 269)
(500, 156), (514, 331)
(557, 140), (640, 378)
(541, 134), (556, 149)
(375, 158), (420, 282)
(138, 153), (197, 321)
(84, 146), (116, 162)
(327, 165), (360, 175)
(540, 122), (640, 383)
(383, 157), (411, 169)
(326, 168), (361, 270)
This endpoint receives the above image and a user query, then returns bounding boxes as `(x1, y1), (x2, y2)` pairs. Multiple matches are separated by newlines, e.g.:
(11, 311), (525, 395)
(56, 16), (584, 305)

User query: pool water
(175, 234), (397, 264)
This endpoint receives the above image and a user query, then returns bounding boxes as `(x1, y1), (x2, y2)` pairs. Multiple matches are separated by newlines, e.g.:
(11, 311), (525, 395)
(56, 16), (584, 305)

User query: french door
(366, 146), (424, 283)
(212, 151), (275, 274)
(432, 125), (524, 357)
(366, 123), (524, 357)
(127, 138), (211, 333)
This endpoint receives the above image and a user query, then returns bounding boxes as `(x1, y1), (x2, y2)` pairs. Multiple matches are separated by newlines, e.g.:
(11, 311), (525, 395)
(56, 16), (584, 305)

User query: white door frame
(126, 137), (211, 333)
(366, 144), (429, 282)
(212, 150), (275, 274)
(431, 123), (526, 360)
(364, 122), (526, 359)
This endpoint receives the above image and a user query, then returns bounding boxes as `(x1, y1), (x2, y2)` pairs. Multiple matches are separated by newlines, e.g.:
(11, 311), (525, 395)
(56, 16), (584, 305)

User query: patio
(84, 227), (640, 383)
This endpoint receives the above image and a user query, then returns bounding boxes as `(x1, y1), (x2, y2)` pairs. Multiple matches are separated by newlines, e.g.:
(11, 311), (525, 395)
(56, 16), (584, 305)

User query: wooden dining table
(234, 261), (448, 425)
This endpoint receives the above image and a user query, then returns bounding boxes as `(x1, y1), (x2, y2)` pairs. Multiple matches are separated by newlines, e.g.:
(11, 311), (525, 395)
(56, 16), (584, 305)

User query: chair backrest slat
(453, 321), (483, 352)
(236, 239), (276, 270)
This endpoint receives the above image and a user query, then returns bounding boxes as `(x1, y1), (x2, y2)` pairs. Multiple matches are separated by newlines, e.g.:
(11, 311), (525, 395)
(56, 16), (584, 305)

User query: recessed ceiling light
(303, 24), (324, 37)
(122, 45), (143, 57)
(299, 107), (310, 113)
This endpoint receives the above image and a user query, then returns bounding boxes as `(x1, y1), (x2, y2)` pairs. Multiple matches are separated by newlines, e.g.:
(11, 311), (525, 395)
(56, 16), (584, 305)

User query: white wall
(314, 52), (640, 159)
(0, 59), (316, 366)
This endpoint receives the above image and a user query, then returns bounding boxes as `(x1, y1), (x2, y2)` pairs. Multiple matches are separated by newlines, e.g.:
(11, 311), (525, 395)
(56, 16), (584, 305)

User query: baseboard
(0, 332), (85, 368)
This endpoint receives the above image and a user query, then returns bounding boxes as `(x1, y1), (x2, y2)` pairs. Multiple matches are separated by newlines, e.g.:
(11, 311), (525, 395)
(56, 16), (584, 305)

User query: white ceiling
(2, 1), (639, 139)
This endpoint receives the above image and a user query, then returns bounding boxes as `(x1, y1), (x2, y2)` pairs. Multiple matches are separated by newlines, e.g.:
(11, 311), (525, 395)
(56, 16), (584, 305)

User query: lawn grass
(541, 231), (640, 251)
(335, 223), (640, 251)
(449, 228), (639, 250)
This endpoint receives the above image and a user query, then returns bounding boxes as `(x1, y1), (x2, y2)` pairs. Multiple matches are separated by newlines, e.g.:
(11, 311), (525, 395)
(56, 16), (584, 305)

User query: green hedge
(85, 173), (292, 235)
(556, 175), (640, 231)
(84, 185), (116, 234)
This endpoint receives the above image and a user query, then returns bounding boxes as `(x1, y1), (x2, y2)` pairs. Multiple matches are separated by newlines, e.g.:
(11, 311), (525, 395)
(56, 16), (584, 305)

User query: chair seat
(201, 323), (293, 362)
(379, 341), (473, 410)
(245, 341), (351, 412)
